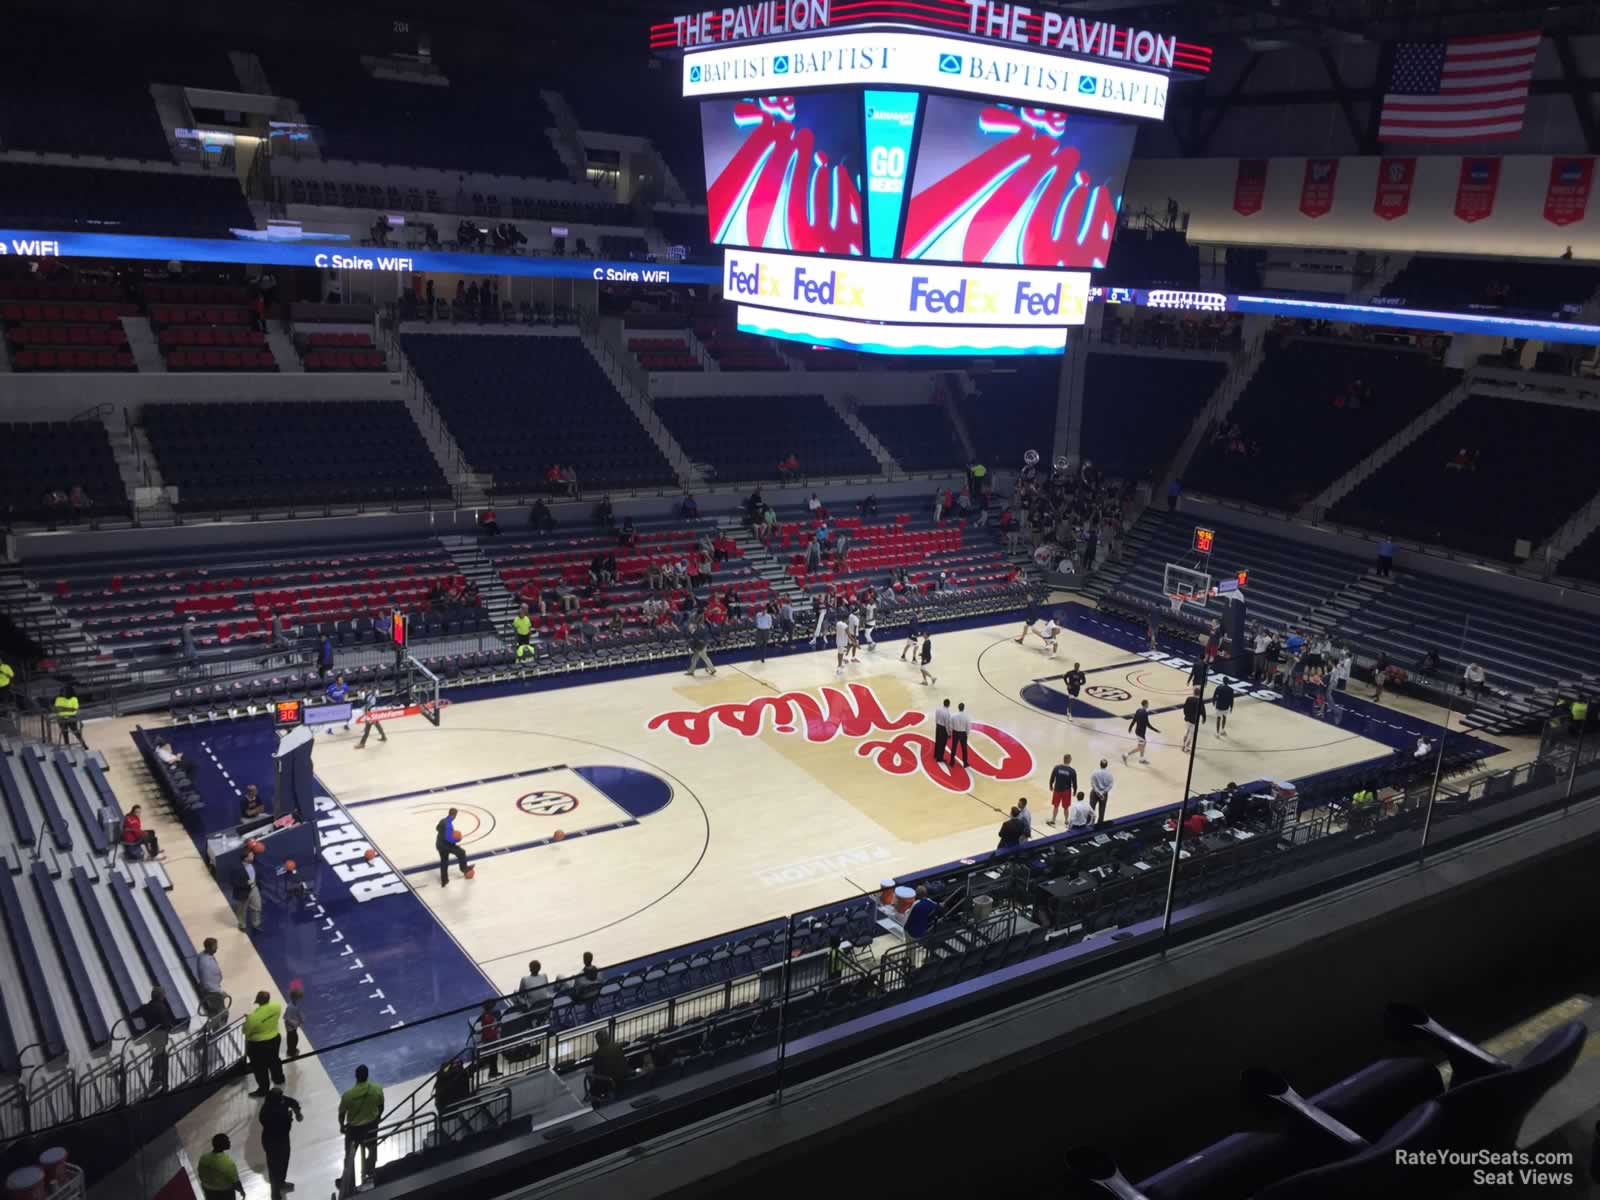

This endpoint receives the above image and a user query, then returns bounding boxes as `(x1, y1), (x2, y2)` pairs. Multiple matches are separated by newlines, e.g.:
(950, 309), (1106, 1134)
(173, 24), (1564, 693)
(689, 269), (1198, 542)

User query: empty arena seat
(1084, 354), (1226, 480)
(0, 421), (130, 523)
(0, 162), (254, 238)
(400, 334), (675, 491)
(654, 395), (878, 481)
(853, 404), (966, 471)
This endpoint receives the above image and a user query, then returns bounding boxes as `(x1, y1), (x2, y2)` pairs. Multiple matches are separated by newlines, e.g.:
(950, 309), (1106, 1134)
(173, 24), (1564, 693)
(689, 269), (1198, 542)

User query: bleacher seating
(853, 405), (964, 472)
(0, 734), (204, 1082)
(654, 395), (879, 481)
(39, 535), (483, 668)
(1, 278), (138, 372)
(1329, 395), (1600, 561)
(778, 510), (1021, 604)
(627, 336), (702, 372)
(142, 401), (449, 512)
(1186, 339), (1459, 510)
(0, 422), (129, 525)
(692, 316), (789, 370)
(1556, 525), (1600, 585)
(1083, 354), (1226, 480)
(263, 46), (566, 178)
(1382, 256), (1600, 311)
(299, 331), (386, 371)
(0, 163), (254, 239)
(957, 363), (1059, 468)
(402, 334), (675, 492)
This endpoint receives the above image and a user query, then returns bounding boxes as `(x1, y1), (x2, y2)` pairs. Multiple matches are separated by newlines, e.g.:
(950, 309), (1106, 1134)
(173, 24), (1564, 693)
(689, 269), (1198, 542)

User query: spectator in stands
(529, 497), (555, 533)
(121, 804), (162, 860)
(1167, 479), (1182, 512)
(680, 492), (700, 519)
(807, 493), (825, 519)
(477, 507), (500, 537)
(1417, 648), (1441, 676)
(244, 989), (286, 1096)
(241, 784), (266, 823)
(43, 488), (68, 521)
(131, 985), (178, 1091)
(1376, 535), (1395, 578)
(1463, 661), (1487, 699)
(778, 452), (801, 482)
(595, 494), (613, 527)
(51, 684), (86, 749)
(518, 960), (551, 1012)
(590, 1029), (632, 1099)
(232, 848), (264, 933)
(180, 616), (200, 673)
(196, 937), (226, 1027)
(574, 951), (602, 1002)
(197, 1133), (245, 1200)
(475, 1000), (502, 1080)
(561, 465), (579, 497)
(258, 1086), (303, 1200)
(67, 484), (92, 523)
(904, 886), (939, 939)
(317, 634), (335, 680)
(618, 516), (637, 547)
(339, 1066), (385, 1184)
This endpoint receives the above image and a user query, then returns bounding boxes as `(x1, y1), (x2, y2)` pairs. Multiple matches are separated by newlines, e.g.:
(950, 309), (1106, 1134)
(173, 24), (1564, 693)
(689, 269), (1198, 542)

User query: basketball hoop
(1168, 595), (1185, 616)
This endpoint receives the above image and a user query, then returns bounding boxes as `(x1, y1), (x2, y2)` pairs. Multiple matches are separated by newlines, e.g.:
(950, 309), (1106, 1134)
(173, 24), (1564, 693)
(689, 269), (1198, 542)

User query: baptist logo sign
(938, 52), (963, 74)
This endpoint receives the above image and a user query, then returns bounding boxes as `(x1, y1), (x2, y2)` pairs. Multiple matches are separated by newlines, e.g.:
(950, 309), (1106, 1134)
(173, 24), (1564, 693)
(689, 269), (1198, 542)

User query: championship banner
(1373, 157), (1416, 221)
(1233, 158), (1267, 216)
(1543, 157), (1595, 227)
(1298, 158), (1339, 219)
(1454, 157), (1501, 224)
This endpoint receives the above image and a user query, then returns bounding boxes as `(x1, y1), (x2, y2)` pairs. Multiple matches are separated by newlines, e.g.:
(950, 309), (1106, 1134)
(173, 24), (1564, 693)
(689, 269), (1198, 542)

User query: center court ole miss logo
(647, 683), (1034, 793)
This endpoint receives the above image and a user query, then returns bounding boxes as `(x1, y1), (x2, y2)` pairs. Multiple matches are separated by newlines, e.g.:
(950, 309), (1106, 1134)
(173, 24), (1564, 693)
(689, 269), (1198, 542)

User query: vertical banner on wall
(863, 90), (920, 260)
(1373, 157), (1416, 221)
(1453, 157), (1501, 223)
(1543, 157), (1595, 227)
(1298, 158), (1338, 218)
(1233, 159), (1267, 216)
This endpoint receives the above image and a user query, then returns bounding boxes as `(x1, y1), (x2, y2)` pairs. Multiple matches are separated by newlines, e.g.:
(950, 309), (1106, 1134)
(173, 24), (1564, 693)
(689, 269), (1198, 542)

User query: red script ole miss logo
(647, 683), (1034, 793)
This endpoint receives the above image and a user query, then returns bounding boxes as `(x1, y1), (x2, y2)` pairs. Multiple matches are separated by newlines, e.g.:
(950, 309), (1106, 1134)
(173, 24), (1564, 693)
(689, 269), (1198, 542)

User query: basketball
(463, 866), (475, 879)
(553, 830), (566, 842)
(247, 840), (265, 855)
(451, 830), (461, 842)
(364, 848), (378, 862)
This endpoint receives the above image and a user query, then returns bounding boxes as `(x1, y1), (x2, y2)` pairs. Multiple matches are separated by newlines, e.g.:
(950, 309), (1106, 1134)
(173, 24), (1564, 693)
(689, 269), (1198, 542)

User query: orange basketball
(553, 830), (565, 842)
(364, 848), (377, 862)
(450, 831), (461, 843)
(247, 840), (266, 855)
(463, 866), (476, 879)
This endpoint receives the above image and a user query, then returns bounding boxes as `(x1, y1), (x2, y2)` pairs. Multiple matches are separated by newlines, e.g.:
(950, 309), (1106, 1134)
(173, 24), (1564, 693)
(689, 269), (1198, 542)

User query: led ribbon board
(723, 247), (1088, 326)
(682, 31), (1169, 121)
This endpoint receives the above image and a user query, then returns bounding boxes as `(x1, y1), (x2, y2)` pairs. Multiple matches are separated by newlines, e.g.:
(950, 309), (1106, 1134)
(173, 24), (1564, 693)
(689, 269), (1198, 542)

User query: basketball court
(259, 607), (1425, 993)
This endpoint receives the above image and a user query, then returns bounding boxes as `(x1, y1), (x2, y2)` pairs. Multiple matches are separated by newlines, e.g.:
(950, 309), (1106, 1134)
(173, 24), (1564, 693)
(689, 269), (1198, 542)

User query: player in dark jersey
(1212, 680), (1235, 737)
(1181, 687), (1208, 753)
(1063, 663), (1087, 721)
(1122, 700), (1159, 765)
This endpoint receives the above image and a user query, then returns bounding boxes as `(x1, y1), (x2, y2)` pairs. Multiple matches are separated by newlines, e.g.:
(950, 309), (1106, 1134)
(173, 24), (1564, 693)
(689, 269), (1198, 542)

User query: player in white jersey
(846, 609), (861, 661)
(1041, 617), (1061, 656)
(861, 600), (877, 649)
(835, 618), (850, 673)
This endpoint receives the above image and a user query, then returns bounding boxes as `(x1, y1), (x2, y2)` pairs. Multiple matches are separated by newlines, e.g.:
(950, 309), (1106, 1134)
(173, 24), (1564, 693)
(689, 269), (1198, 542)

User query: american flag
(1378, 31), (1540, 142)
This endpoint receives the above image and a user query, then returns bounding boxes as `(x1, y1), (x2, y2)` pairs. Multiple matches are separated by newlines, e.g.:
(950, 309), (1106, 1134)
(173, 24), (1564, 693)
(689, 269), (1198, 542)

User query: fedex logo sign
(724, 249), (1088, 328)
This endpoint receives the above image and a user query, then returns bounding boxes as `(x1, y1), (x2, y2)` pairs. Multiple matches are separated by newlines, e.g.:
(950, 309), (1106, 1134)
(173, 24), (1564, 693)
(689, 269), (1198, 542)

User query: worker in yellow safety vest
(53, 685), (87, 748)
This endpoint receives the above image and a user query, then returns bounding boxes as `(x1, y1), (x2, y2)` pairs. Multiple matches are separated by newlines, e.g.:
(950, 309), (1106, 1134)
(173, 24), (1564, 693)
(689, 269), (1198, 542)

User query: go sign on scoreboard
(864, 90), (919, 258)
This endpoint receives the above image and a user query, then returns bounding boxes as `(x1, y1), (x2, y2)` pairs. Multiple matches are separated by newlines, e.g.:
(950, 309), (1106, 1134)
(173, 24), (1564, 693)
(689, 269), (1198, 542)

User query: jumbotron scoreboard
(651, 0), (1209, 355)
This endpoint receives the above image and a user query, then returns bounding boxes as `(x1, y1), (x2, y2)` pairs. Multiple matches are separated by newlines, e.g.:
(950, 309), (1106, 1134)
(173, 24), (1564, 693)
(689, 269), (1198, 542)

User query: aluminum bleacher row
(35, 535), (483, 668)
(0, 734), (204, 1110)
(402, 333), (677, 493)
(142, 401), (451, 511)
(487, 526), (773, 639)
(780, 512), (1021, 600)
(653, 394), (879, 481)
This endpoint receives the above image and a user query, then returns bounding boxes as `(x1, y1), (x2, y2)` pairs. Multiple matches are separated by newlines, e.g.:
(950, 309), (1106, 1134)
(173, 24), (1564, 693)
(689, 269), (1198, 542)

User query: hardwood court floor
(293, 620), (1405, 993)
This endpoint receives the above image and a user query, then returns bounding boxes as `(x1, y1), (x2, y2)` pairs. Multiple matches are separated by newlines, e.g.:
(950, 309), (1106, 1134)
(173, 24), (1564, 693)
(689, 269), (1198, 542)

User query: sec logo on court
(517, 791), (579, 817)
(1085, 684), (1133, 702)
